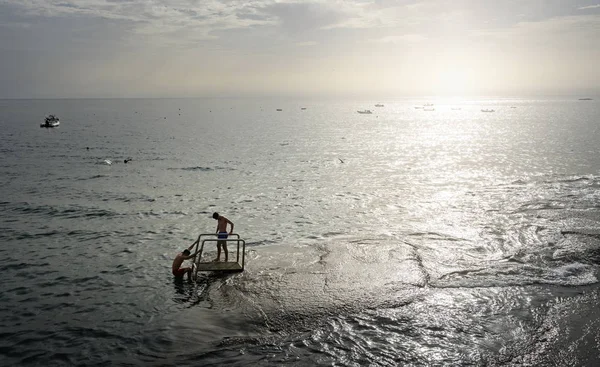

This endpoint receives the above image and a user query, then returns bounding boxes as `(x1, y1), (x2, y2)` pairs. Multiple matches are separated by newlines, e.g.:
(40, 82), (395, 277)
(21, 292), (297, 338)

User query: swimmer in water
(212, 212), (234, 262)
(172, 235), (201, 280)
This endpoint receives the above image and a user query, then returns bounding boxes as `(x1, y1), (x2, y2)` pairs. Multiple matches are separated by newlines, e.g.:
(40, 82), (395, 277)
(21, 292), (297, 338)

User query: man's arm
(187, 234), (201, 251)
(183, 249), (201, 260)
(226, 218), (234, 234)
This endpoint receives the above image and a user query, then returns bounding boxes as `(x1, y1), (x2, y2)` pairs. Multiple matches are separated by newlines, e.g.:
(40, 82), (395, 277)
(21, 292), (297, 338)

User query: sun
(433, 67), (474, 97)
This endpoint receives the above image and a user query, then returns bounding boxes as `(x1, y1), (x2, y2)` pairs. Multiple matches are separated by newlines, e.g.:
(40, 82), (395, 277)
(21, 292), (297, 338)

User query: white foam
(552, 262), (597, 286)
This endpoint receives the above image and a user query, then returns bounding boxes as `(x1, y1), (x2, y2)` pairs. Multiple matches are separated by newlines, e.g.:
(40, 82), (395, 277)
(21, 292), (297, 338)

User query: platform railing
(191, 233), (241, 262)
(191, 234), (245, 279)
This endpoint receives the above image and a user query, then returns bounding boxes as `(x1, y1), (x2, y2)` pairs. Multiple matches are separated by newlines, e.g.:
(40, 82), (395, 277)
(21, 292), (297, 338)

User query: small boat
(414, 106), (423, 109)
(423, 103), (434, 106)
(579, 98), (593, 101)
(375, 104), (384, 107)
(510, 106), (517, 108)
(357, 110), (373, 114)
(41, 115), (60, 128)
(481, 109), (495, 113)
(451, 107), (462, 110)
(276, 109), (283, 111)
(423, 108), (435, 111)
(301, 107), (306, 110)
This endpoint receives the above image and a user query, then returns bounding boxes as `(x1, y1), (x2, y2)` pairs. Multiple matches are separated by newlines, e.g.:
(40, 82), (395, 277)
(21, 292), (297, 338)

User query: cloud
(0, 0), (422, 37)
(2, 0), (599, 98)
(373, 34), (427, 43)
(578, 4), (600, 10)
(4, 1), (598, 43)
(295, 41), (317, 46)
(475, 14), (600, 39)
(0, 20), (31, 29)
(0, 0), (278, 41)
(258, 1), (391, 33)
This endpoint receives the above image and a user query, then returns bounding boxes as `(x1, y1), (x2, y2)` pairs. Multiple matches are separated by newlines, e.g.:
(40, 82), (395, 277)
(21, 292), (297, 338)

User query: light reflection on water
(0, 98), (599, 365)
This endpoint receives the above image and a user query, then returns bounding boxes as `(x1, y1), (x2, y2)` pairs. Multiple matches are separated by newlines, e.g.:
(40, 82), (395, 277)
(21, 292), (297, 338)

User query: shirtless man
(212, 212), (234, 262)
(172, 235), (201, 280)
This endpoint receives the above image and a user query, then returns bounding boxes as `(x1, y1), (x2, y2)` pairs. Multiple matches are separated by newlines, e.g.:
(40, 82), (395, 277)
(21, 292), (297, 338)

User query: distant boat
(423, 108), (435, 111)
(375, 104), (384, 107)
(41, 115), (60, 127)
(414, 106), (423, 109)
(301, 107), (306, 110)
(451, 107), (462, 110)
(579, 98), (593, 101)
(276, 109), (283, 111)
(423, 103), (434, 106)
(510, 106), (517, 108)
(357, 110), (373, 114)
(481, 109), (495, 113)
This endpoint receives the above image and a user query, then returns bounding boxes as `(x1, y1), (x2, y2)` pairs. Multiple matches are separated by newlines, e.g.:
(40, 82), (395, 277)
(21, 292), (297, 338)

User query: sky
(1, 0), (599, 98)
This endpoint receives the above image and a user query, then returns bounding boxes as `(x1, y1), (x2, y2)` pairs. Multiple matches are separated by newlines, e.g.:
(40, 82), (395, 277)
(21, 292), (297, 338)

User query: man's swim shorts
(173, 267), (189, 277)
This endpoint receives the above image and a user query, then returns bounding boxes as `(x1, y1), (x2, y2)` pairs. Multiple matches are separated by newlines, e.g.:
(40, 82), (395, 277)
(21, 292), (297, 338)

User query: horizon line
(0, 94), (598, 101)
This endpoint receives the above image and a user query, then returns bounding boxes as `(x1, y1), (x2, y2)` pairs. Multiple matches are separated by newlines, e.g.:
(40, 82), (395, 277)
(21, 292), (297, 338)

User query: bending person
(172, 235), (201, 280)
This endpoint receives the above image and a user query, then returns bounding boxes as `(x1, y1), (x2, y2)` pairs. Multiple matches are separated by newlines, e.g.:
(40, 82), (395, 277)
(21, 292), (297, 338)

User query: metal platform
(196, 261), (243, 272)
(190, 234), (246, 280)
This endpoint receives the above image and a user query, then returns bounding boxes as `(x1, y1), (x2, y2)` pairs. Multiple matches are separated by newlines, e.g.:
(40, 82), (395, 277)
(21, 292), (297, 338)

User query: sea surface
(1, 97), (600, 366)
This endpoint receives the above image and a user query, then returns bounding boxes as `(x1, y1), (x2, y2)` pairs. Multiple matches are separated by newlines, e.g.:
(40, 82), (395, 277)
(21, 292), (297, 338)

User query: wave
(552, 175), (597, 184)
(3, 326), (138, 366)
(169, 166), (235, 172)
(0, 262), (32, 271)
(76, 174), (108, 181)
(4, 202), (121, 219)
(5, 228), (123, 244)
(561, 229), (600, 239)
(433, 260), (597, 288)
(135, 210), (188, 217)
(507, 174), (598, 188)
(14, 230), (61, 240)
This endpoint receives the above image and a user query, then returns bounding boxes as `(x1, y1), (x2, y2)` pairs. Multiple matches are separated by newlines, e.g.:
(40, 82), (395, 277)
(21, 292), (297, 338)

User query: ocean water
(1, 97), (600, 366)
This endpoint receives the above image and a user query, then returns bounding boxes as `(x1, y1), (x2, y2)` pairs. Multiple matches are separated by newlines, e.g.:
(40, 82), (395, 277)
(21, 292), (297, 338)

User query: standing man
(172, 235), (201, 280)
(212, 212), (234, 262)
